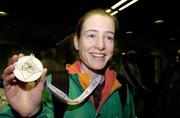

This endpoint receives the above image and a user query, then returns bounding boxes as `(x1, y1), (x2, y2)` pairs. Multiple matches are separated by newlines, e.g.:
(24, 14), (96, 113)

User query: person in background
(0, 8), (135, 118)
(40, 47), (62, 72)
(120, 50), (144, 91)
(157, 49), (180, 118)
(120, 50), (149, 118)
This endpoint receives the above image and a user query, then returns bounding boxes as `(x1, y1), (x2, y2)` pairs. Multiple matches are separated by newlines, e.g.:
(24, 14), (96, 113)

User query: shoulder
(116, 74), (127, 85)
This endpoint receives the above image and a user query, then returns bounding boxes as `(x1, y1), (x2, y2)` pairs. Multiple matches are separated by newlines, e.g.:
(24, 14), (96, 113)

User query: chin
(90, 64), (106, 71)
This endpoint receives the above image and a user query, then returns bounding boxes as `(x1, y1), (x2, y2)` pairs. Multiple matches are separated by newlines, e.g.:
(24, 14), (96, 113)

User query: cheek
(79, 40), (93, 51)
(109, 47), (115, 59)
(110, 50), (114, 58)
(107, 43), (114, 54)
(78, 44), (89, 58)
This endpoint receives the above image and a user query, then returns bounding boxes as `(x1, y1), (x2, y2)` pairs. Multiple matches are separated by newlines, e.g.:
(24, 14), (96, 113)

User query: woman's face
(74, 14), (115, 71)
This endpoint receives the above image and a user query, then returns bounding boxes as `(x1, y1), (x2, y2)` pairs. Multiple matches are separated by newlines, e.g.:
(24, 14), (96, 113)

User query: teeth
(91, 53), (104, 57)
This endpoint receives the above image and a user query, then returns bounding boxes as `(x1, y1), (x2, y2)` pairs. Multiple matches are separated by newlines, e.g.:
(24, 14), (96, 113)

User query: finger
(8, 55), (18, 65)
(8, 53), (24, 65)
(3, 74), (15, 86)
(40, 68), (48, 83)
(18, 53), (24, 58)
(2, 65), (15, 79)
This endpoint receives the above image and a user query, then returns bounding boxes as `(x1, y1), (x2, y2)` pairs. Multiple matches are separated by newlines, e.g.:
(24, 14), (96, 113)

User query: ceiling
(0, 0), (179, 54)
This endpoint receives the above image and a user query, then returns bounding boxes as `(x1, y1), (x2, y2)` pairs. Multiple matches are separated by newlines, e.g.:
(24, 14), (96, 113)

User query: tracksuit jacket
(0, 61), (135, 118)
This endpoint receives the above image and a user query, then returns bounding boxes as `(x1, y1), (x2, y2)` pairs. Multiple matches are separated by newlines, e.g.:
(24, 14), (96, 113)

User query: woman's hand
(2, 54), (47, 117)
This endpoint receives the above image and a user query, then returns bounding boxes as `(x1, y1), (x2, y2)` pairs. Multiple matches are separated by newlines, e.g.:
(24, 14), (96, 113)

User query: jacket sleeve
(0, 75), (54, 118)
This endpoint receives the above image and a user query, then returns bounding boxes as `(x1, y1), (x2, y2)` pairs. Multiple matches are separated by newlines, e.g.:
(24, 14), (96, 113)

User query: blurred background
(0, 0), (179, 117)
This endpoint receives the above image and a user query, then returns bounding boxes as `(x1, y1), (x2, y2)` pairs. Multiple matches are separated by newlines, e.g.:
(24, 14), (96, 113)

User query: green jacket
(0, 61), (135, 118)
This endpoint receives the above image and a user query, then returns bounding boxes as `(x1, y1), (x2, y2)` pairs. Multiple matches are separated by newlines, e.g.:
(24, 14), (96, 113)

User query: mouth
(91, 53), (105, 57)
(90, 53), (106, 61)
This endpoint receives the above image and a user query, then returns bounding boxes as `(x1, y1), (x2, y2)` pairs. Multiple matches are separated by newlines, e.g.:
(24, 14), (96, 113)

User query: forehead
(82, 14), (115, 33)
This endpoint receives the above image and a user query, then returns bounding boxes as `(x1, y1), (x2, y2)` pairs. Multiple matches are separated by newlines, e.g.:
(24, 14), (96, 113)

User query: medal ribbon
(46, 75), (102, 105)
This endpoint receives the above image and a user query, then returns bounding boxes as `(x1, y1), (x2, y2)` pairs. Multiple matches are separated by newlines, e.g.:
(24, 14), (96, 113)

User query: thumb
(37, 68), (48, 90)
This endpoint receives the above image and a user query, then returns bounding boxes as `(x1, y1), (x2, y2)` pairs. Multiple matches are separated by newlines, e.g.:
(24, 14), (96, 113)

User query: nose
(94, 37), (105, 50)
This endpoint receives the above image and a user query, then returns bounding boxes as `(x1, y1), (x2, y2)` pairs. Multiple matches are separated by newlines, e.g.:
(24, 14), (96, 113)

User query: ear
(74, 35), (79, 50)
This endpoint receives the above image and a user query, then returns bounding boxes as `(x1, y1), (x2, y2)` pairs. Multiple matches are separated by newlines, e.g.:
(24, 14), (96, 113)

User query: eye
(104, 35), (114, 42)
(87, 34), (96, 39)
(107, 36), (114, 41)
(87, 33), (97, 43)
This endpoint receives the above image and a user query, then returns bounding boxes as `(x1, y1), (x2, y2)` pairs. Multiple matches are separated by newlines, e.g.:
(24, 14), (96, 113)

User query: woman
(0, 8), (135, 118)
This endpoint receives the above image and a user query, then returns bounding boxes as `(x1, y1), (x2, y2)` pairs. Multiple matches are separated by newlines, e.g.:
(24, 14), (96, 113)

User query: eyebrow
(85, 30), (115, 35)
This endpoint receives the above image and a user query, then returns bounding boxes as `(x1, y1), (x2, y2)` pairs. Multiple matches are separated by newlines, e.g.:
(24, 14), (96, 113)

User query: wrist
(28, 105), (43, 118)
(12, 104), (43, 118)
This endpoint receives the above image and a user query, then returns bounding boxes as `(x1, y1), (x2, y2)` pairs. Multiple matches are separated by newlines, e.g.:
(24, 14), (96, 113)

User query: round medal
(13, 54), (43, 82)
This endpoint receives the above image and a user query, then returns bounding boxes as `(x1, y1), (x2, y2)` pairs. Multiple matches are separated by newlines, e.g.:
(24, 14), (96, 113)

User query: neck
(80, 63), (104, 83)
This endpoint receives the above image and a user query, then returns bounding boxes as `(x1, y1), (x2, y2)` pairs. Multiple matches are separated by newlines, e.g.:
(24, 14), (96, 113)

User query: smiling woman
(0, 1), (179, 117)
(1, 8), (135, 118)
(74, 14), (115, 71)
